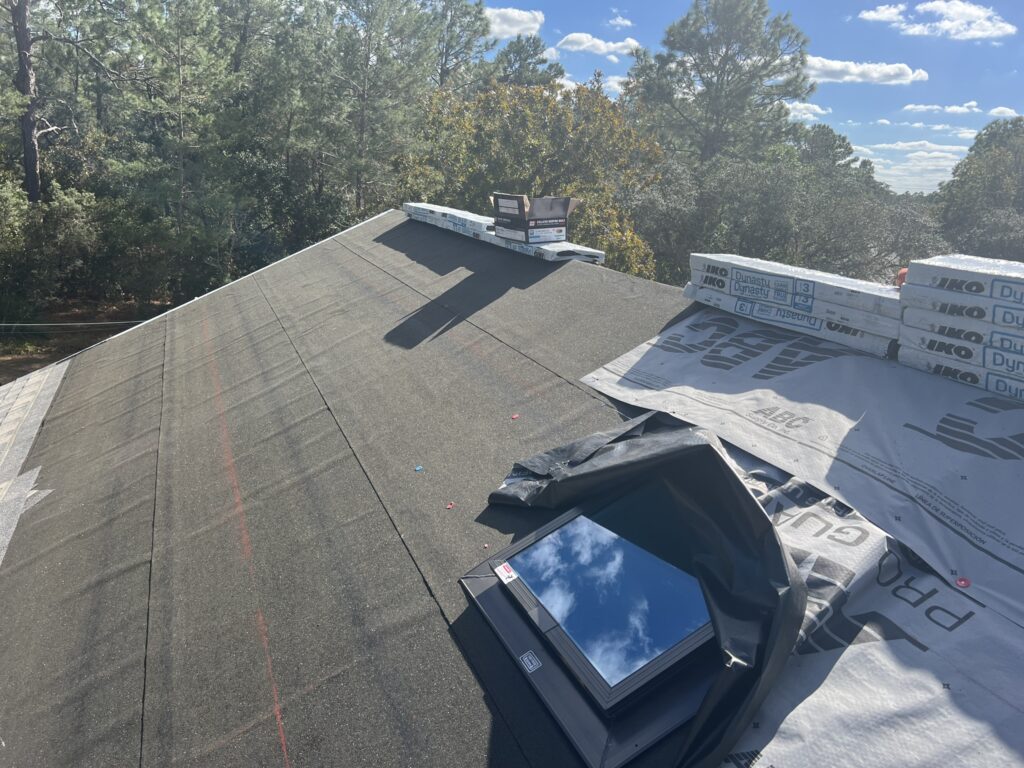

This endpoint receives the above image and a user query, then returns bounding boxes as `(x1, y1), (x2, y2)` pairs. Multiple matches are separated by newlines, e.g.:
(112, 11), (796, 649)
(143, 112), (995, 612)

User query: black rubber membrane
(465, 413), (807, 768)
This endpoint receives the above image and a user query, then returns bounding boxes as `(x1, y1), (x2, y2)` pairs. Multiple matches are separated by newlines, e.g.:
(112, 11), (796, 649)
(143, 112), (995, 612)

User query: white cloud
(902, 100), (980, 113)
(538, 580), (575, 623)
(859, 3), (907, 22)
(889, 120), (978, 138)
(557, 32), (640, 56)
(876, 118), (893, 125)
(587, 549), (624, 586)
(787, 102), (832, 121)
(853, 145), (876, 155)
(606, 54), (620, 64)
(869, 140), (969, 151)
(859, 1), (1017, 40)
(583, 598), (660, 686)
(805, 55), (928, 85)
(484, 8), (544, 39)
(558, 75), (577, 90)
(604, 75), (628, 96)
(608, 15), (633, 28)
(873, 146), (965, 192)
(542, 46), (559, 61)
(989, 106), (1020, 117)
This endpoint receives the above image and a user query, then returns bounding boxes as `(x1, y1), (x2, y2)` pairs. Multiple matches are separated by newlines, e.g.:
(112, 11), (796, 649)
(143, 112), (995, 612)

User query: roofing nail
(414, 466), (424, 472)
(446, 502), (455, 510)
(511, 413), (520, 420)
(956, 577), (970, 588)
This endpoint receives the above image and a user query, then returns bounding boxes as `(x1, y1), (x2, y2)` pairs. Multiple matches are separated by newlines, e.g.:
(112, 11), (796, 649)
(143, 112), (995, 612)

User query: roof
(0, 209), (691, 767)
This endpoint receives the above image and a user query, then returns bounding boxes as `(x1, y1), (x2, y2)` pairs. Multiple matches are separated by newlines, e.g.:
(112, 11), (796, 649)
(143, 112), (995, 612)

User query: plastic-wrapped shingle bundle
(684, 253), (900, 358)
(898, 254), (1024, 401)
(402, 202), (605, 264)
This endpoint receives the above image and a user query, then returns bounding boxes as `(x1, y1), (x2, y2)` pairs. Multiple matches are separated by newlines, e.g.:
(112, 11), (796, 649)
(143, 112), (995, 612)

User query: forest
(2, 0), (1022, 326)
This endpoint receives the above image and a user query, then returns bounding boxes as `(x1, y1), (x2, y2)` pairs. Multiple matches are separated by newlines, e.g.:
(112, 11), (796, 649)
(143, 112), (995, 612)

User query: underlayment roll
(690, 252), (901, 319)
(683, 283), (896, 358)
(897, 345), (1024, 401)
(901, 307), (1024, 355)
(898, 325), (1024, 378)
(900, 283), (1024, 330)
(906, 254), (1024, 307)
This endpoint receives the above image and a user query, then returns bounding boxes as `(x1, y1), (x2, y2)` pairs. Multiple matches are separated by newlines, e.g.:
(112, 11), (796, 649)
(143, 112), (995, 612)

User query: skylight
(506, 513), (711, 688)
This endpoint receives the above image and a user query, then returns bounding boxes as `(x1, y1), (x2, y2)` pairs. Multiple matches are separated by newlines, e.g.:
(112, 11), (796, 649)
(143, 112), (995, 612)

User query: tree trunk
(10, 0), (41, 202)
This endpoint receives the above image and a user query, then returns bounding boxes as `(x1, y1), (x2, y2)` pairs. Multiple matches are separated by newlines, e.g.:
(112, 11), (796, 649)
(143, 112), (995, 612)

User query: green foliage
(491, 34), (565, 87)
(940, 117), (1024, 261)
(0, 0), (1013, 324)
(628, 0), (811, 161)
(629, 124), (948, 284)
(408, 80), (659, 276)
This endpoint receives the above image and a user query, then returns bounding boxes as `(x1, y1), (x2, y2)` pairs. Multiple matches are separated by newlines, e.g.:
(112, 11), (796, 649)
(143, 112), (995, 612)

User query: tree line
(2, 0), (1021, 321)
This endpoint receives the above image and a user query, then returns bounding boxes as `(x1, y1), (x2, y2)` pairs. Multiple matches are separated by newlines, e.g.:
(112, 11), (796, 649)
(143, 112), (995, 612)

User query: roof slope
(0, 210), (689, 767)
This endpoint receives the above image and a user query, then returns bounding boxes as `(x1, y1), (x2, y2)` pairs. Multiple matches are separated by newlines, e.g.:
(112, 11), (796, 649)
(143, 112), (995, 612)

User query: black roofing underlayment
(0, 210), (692, 767)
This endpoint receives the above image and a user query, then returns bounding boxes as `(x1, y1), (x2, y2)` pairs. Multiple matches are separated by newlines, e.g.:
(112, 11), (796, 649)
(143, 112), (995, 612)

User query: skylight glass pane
(507, 513), (710, 687)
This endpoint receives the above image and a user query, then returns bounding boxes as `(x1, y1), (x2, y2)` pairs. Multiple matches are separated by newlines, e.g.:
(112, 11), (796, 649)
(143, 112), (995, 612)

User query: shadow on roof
(376, 221), (567, 349)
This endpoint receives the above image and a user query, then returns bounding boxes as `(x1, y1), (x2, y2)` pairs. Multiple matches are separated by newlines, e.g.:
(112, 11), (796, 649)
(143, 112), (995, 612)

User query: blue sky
(483, 1), (1024, 193)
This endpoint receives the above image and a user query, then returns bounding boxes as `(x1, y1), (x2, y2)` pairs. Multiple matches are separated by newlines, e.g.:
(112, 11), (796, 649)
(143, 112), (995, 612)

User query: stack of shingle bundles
(899, 254), (1024, 401)
(402, 202), (605, 264)
(684, 253), (900, 357)
(403, 202), (493, 235)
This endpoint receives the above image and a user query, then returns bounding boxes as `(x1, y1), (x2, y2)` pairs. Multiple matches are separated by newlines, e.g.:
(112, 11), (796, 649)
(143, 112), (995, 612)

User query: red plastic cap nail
(956, 577), (970, 588)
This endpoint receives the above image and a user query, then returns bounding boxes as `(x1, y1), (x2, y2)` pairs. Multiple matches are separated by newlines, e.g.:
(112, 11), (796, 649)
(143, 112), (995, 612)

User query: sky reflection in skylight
(508, 514), (710, 686)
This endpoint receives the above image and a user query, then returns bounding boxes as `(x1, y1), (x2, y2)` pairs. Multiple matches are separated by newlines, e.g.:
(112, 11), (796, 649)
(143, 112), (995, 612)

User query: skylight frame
(486, 489), (716, 714)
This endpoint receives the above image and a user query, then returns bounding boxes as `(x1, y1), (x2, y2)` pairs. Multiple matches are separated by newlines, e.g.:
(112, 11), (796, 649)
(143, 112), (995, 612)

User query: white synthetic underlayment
(582, 308), (1024, 625)
(717, 448), (1023, 768)
(0, 361), (67, 565)
(580, 308), (1024, 766)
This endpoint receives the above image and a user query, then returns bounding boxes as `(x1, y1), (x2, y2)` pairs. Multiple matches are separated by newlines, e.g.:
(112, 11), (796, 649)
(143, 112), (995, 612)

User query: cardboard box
(899, 283), (1024, 330)
(898, 326), (1024, 377)
(491, 193), (580, 244)
(897, 346), (1024, 401)
(906, 254), (1024, 306)
(902, 307), (1024, 355)
(690, 253), (901, 319)
(683, 283), (896, 357)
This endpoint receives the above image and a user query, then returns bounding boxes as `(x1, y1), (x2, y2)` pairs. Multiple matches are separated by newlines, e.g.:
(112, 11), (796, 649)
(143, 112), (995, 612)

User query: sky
(482, 1), (1024, 193)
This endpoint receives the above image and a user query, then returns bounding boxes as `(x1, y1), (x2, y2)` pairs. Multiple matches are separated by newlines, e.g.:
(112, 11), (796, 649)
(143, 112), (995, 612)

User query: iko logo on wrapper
(906, 254), (1024, 306)
(897, 346), (1024, 402)
(900, 284), (1024, 329)
(899, 327), (1024, 377)
(691, 252), (901, 318)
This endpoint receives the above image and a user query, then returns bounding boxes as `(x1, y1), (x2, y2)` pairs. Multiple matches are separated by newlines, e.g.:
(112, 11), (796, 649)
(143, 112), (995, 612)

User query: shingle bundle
(898, 254), (1024, 400)
(402, 202), (604, 264)
(684, 253), (900, 357)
